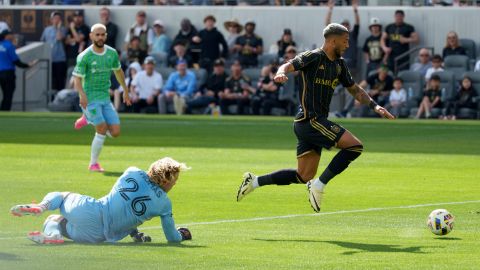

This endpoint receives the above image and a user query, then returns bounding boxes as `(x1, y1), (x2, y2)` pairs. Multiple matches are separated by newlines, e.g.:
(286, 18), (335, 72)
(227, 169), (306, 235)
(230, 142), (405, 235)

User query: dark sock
(258, 169), (304, 186)
(320, 145), (363, 184)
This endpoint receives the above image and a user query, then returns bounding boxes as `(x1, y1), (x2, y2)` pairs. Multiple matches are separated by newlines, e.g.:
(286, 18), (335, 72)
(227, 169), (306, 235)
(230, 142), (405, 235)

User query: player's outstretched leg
(236, 169), (305, 202)
(308, 131), (363, 212)
(28, 215), (65, 244)
(11, 192), (67, 217)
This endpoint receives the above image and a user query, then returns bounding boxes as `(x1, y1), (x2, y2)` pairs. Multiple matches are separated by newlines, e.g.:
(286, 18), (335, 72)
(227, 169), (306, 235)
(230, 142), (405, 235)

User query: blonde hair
(147, 157), (189, 186)
(91, 23), (107, 33)
(445, 31), (460, 48)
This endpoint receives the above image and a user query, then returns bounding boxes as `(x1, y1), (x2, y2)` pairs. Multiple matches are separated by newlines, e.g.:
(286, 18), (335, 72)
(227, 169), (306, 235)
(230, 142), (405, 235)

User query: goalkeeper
(10, 157), (192, 244)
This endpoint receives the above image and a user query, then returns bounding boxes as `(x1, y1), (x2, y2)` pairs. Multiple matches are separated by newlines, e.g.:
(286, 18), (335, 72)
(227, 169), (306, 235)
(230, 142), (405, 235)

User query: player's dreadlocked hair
(323, 23), (349, 39)
(147, 157), (189, 186)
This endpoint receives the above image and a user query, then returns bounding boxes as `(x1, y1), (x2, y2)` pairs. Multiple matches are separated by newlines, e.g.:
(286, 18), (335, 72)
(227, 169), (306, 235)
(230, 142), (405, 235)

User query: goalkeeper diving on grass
(10, 158), (192, 244)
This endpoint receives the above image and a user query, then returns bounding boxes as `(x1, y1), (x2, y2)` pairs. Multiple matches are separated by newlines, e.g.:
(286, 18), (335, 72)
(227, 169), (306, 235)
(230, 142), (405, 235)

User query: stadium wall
(3, 6), (480, 56)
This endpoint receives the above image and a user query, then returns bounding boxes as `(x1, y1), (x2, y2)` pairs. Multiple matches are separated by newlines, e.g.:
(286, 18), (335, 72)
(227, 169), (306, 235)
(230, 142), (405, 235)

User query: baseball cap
(214, 59), (225, 66)
(153, 20), (164, 27)
(283, 28), (292, 35)
(73, 10), (84, 17)
(176, 59), (188, 66)
(369, 17), (381, 28)
(144, 56), (156, 65)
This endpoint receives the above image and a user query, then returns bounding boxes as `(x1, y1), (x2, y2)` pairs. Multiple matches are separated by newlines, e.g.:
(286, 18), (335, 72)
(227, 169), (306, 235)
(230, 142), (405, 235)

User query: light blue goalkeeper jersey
(99, 167), (182, 242)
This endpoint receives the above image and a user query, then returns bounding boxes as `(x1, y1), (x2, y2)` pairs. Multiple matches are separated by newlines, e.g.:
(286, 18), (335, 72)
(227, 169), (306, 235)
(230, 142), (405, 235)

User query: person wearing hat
(362, 17), (385, 78)
(40, 11), (67, 94)
(193, 15), (228, 73)
(325, 0), (360, 70)
(130, 56), (163, 113)
(186, 58), (228, 113)
(65, 10), (90, 67)
(168, 41), (192, 68)
(151, 19), (171, 56)
(0, 29), (36, 111)
(381, 9), (418, 72)
(276, 28), (296, 59)
(124, 10), (154, 54)
(159, 59), (196, 115)
(224, 19), (243, 56)
(234, 20), (263, 68)
(171, 18), (199, 65)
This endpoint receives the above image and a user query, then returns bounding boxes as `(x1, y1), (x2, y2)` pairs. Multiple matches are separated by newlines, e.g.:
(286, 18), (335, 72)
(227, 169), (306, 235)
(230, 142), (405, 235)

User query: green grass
(0, 113), (479, 270)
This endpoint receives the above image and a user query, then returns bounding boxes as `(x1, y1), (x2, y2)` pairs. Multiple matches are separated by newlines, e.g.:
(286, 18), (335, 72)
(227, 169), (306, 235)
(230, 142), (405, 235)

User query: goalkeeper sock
(43, 218), (62, 237)
(90, 133), (106, 165)
(39, 192), (64, 211)
(319, 145), (363, 185)
(257, 169), (305, 186)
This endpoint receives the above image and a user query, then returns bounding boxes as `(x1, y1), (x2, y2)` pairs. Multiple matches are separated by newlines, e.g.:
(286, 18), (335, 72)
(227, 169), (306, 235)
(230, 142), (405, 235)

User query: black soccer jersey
(289, 49), (355, 120)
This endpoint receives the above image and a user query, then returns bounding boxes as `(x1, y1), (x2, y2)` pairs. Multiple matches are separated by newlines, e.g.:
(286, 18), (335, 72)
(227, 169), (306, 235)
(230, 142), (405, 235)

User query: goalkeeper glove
(130, 229), (152, 243)
(177, 227), (192, 241)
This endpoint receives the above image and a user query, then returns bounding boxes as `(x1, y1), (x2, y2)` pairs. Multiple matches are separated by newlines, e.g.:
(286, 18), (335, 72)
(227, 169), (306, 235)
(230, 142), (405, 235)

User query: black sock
(319, 145), (363, 184)
(258, 169), (304, 186)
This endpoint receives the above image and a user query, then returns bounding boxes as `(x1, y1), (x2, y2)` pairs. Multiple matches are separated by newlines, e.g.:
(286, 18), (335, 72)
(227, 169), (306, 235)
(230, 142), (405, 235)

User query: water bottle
(408, 87), (413, 99)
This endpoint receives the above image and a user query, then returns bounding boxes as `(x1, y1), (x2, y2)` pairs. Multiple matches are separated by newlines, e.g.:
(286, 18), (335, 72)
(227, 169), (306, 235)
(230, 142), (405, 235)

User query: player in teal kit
(72, 23), (131, 172)
(10, 157), (192, 244)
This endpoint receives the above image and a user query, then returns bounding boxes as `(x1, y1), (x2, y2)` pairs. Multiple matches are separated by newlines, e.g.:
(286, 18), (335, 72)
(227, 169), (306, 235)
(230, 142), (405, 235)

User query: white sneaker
(27, 231), (64, 244)
(236, 172), (256, 202)
(307, 181), (324, 213)
(10, 204), (44, 217)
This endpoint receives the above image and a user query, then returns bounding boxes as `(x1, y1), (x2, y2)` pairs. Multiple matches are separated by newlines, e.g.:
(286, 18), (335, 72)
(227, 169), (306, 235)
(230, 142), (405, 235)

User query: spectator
(40, 11), (67, 93)
(224, 19), (243, 57)
(325, 0), (360, 70)
(381, 10), (419, 72)
(131, 57), (163, 113)
(172, 19), (199, 65)
(444, 76), (478, 120)
(194, 15), (228, 73)
(359, 65), (394, 107)
(282, 45), (298, 63)
(385, 77), (407, 118)
(126, 36), (148, 66)
(99, 7), (118, 51)
(415, 74), (442, 119)
(275, 0), (301, 5)
(425, 54), (444, 81)
(410, 48), (432, 78)
(0, 21), (10, 33)
(219, 60), (255, 115)
(159, 59), (196, 115)
(151, 20), (172, 57)
(0, 29), (35, 111)
(276, 28), (296, 59)
(251, 65), (286, 115)
(114, 62), (142, 111)
(168, 42), (192, 68)
(65, 10), (90, 67)
(124, 10), (154, 54)
(363, 17), (384, 77)
(234, 21), (263, 68)
(442, 31), (466, 59)
(186, 58), (228, 113)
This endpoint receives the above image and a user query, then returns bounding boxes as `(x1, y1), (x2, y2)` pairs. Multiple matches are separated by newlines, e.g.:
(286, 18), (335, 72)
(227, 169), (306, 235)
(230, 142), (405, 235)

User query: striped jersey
(72, 45), (121, 102)
(289, 49), (354, 120)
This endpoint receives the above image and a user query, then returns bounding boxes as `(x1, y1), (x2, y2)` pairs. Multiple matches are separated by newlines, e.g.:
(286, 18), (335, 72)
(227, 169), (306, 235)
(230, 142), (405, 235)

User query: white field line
(1, 200), (479, 240)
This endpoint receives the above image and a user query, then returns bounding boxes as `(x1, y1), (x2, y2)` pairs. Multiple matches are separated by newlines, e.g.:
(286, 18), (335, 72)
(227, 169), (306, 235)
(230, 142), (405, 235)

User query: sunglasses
(287, 50), (296, 53)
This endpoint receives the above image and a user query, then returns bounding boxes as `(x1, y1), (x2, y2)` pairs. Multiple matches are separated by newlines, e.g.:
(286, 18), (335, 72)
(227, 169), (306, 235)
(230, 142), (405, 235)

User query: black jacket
(197, 27), (228, 60)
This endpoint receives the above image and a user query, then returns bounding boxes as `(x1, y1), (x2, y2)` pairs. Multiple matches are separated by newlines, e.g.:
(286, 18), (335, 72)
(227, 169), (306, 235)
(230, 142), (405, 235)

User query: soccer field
(1, 113), (479, 270)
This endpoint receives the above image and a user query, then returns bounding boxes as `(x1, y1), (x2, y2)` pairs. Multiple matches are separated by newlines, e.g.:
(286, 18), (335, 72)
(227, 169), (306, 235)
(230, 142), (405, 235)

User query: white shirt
(132, 70), (163, 99)
(474, 60), (480, 72)
(124, 24), (154, 46)
(389, 88), (407, 103)
(425, 67), (444, 80)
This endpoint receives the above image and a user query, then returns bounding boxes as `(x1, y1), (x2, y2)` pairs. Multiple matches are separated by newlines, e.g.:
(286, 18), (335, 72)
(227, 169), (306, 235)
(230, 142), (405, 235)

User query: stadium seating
(258, 53), (279, 66)
(459, 38), (477, 70)
(243, 67), (262, 87)
(189, 68), (208, 90)
(433, 70), (456, 117)
(156, 67), (175, 82)
(444, 55), (470, 80)
(398, 70), (424, 118)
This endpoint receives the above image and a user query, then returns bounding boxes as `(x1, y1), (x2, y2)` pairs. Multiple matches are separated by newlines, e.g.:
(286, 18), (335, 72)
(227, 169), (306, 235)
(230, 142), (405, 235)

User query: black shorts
(294, 117), (346, 157)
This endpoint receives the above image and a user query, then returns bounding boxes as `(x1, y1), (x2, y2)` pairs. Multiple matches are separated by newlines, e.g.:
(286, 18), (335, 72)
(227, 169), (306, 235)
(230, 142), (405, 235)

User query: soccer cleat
(74, 114), (88, 130)
(28, 231), (64, 244)
(236, 172), (256, 202)
(307, 181), (324, 213)
(89, 163), (105, 172)
(10, 204), (44, 217)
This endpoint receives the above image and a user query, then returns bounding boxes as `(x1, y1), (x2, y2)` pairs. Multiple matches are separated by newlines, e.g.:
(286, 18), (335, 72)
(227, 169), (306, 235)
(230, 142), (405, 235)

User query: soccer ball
(427, 209), (455, 236)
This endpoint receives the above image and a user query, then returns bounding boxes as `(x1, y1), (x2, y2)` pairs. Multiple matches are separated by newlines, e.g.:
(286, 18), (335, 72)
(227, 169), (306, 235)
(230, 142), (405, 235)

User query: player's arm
(347, 84), (395, 119)
(274, 62), (295, 83)
(73, 75), (87, 109)
(113, 68), (131, 106)
(160, 213), (191, 243)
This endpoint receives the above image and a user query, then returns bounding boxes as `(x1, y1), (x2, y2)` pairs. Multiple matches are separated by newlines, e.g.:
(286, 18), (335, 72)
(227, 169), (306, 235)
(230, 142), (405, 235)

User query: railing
(21, 59), (50, 112)
(393, 46), (434, 75)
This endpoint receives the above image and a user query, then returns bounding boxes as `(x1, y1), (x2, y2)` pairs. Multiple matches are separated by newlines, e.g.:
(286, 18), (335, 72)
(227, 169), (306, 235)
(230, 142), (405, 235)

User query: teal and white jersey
(72, 45), (121, 102)
(99, 167), (183, 242)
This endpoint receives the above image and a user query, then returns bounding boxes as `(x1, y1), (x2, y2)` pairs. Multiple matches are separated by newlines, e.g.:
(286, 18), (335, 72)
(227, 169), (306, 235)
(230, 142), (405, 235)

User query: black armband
(369, 100), (378, 110)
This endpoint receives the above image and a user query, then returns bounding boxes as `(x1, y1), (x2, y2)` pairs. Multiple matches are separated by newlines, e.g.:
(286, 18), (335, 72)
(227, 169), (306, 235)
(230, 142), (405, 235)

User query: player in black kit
(236, 23), (394, 212)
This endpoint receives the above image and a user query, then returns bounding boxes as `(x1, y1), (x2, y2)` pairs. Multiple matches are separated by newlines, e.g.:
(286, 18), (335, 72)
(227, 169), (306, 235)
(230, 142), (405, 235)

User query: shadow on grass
(434, 237), (462, 240)
(0, 252), (22, 261)
(253, 238), (431, 255)
(103, 171), (123, 178)
(58, 241), (206, 248)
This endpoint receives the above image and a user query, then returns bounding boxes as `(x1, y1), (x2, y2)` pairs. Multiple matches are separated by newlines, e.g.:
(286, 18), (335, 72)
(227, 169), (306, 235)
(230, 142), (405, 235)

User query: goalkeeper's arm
(160, 214), (192, 242)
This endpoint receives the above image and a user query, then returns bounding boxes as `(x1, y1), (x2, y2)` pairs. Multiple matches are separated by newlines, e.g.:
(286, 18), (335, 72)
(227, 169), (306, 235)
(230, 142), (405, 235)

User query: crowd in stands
(1, 0), (480, 119)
